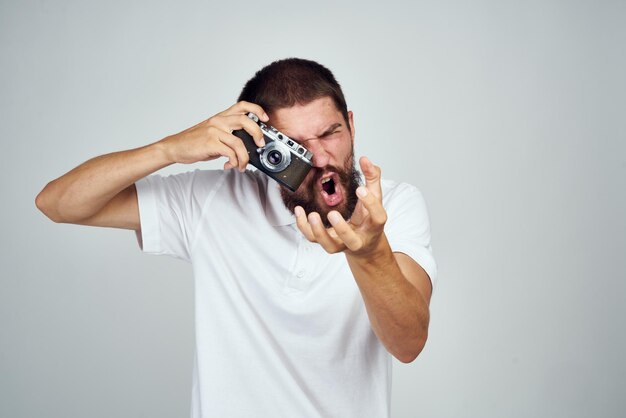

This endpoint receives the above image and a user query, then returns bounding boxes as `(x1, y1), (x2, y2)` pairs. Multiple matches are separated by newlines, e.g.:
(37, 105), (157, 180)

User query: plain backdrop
(2, 0), (625, 417)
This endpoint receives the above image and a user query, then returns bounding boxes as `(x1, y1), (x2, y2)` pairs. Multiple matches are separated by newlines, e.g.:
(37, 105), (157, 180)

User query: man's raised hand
(159, 101), (268, 171)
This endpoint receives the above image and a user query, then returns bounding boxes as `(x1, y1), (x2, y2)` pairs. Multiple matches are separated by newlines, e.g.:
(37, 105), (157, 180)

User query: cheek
(328, 137), (353, 160)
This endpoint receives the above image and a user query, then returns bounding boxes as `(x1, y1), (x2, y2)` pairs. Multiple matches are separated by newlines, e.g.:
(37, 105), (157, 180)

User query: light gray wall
(2, 1), (625, 417)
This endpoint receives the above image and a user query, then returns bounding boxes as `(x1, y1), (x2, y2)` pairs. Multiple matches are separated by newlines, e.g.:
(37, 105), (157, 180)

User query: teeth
(321, 178), (331, 184)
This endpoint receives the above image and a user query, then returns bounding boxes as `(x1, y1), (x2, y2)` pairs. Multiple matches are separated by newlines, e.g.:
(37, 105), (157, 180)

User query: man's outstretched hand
(294, 156), (387, 257)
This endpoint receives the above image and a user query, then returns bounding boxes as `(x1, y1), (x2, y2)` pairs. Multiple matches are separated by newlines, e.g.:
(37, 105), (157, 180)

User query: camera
(233, 113), (314, 192)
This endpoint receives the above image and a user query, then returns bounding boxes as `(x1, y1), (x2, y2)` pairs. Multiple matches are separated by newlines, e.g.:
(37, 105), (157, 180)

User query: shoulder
(195, 169), (272, 215)
(379, 178), (431, 232)
(225, 168), (268, 194)
(380, 178), (437, 284)
(136, 169), (270, 214)
(380, 178), (426, 209)
(143, 168), (266, 193)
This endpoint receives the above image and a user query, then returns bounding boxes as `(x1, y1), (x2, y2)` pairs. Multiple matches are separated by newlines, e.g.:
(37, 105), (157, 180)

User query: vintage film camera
(233, 113), (314, 192)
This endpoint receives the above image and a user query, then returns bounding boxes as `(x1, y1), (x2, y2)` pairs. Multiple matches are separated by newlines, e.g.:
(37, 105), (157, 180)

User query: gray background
(2, 0), (625, 417)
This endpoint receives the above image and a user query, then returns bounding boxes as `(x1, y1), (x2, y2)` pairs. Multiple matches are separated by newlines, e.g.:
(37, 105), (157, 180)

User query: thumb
(359, 156), (382, 198)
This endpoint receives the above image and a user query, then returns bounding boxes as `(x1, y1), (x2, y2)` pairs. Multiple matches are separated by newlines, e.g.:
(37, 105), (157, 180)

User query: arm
(345, 237), (432, 363)
(36, 102), (269, 229)
(294, 156), (432, 363)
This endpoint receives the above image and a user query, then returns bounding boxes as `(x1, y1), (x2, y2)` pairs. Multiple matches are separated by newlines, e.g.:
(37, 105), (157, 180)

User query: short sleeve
(135, 170), (225, 262)
(382, 181), (438, 289)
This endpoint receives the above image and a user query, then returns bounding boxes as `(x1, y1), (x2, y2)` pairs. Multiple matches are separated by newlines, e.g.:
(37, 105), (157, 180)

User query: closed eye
(319, 130), (341, 139)
(296, 123), (344, 144)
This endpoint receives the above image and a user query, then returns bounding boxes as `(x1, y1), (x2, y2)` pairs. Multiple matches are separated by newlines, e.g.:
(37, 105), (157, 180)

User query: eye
(321, 130), (341, 139)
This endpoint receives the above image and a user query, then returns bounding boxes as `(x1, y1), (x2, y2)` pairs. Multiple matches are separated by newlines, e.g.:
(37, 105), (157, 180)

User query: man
(36, 58), (437, 417)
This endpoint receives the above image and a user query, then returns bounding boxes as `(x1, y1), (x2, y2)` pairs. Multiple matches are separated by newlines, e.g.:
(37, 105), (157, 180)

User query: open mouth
(319, 173), (343, 207)
(321, 177), (336, 195)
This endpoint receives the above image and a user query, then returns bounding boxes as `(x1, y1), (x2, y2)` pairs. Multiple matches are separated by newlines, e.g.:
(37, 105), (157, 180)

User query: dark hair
(238, 58), (349, 126)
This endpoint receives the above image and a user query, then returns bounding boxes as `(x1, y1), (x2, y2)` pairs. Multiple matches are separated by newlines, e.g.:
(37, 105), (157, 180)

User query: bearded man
(36, 58), (437, 418)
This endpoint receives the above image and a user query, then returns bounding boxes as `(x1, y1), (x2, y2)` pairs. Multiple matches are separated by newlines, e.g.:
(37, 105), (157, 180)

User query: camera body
(233, 113), (314, 192)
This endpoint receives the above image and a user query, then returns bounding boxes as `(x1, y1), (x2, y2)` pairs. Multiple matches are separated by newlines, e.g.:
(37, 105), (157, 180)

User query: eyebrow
(317, 123), (343, 138)
(288, 122), (343, 143)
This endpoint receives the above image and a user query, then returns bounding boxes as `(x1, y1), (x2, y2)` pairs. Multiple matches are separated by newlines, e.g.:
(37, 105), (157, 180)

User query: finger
(213, 115), (266, 148)
(294, 206), (316, 242)
(219, 101), (269, 122)
(216, 131), (251, 171)
(327, 211), (363, 251)
(356, 186), (387, 226)
(232, 114), (266, 147)
(213, 142), (239, 170)
(308, 212), (344, 253)
(349, 200), (367, 226)
(359, 156), (383, 198)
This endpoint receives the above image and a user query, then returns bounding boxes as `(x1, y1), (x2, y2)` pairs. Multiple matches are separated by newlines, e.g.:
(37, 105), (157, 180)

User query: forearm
(346, 235), (430, 363)
(37, 101), (269, 227)
(36, 140), (171, 223)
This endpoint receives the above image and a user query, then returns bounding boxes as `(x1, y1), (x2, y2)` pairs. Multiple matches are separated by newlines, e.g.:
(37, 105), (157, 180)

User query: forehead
(269, 97), (343, 140)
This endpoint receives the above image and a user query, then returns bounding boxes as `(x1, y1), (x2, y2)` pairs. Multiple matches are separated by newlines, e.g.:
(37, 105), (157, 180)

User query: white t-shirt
(135, 169), (437, 418)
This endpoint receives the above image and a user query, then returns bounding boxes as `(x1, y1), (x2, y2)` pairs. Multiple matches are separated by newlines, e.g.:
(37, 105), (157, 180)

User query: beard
(280, 151), (362, 228)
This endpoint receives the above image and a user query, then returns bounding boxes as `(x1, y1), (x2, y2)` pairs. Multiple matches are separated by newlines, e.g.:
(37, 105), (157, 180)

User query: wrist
(152, 136), (177, 165)
(347, 233), (394, 265)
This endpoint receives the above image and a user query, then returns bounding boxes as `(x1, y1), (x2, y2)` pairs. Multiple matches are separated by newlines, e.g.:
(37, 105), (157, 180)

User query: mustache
(307, 163), (354, 186)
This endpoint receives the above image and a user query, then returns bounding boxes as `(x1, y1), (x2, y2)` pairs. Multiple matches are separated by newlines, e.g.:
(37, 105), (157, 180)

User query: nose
(305, 140), (329, 168)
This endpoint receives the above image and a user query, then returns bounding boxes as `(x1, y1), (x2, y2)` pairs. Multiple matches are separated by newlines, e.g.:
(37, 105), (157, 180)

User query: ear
(348, 110), (355, 143)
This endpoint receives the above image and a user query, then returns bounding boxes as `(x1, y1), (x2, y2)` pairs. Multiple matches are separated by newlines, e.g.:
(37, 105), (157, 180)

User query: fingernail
(263, 113), (269, 121)
(356, 186), (368, 197)
(224, 162), (233, 170)
(328, 211), (341, 224)
(294, 206), (304, 217)
(308, 214), (319, 225)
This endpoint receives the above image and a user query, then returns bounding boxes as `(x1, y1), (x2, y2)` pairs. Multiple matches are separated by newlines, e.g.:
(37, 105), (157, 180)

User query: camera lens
(260, 142), (291, 172)
(267, 150), (283, 166)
